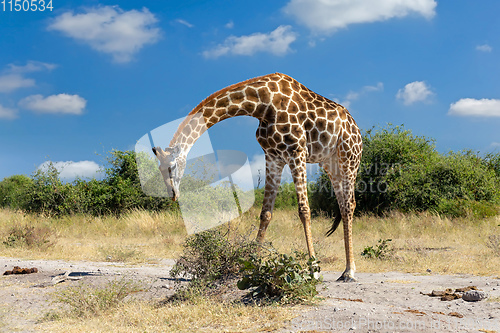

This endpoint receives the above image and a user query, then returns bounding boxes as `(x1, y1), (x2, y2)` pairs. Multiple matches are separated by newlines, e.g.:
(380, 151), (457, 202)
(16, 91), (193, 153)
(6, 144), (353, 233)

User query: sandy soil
(1, 257), (499, 333)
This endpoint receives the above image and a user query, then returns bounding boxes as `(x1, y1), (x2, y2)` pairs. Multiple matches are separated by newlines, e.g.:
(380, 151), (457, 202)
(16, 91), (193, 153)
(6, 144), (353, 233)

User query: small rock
(426, 269), (432, 273)
(462, 290), (488, 302)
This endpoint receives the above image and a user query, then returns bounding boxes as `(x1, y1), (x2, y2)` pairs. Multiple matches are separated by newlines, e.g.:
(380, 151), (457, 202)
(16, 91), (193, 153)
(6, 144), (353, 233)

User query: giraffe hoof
(337, 274), (357, 283)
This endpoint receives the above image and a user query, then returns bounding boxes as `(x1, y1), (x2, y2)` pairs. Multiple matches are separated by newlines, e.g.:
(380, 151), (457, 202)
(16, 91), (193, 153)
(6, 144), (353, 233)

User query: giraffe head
(152, 145), (185, 201)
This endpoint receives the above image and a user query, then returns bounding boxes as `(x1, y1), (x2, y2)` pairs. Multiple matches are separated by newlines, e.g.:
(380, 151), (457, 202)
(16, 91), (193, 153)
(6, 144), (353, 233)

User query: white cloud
(345, 82), (384, 101)
(396, 81), (433, 105)
(476, 44), (492, 52)
(284, 0), (436, 33)
(7, 61), (57, 73)
(19, 94), (87, 115)
(38, 160), (102, 180)
(0, 74), (35, 93)
(448, 98), (500, 117)
(48, 6), (161, 63)
(335, 82), (383, 108)
(203, 25), (297, 59)
(225, 20), (234, 29)
(175, 19), (194, 28)
(0, 61), (56, 94)
(0, 105), (17, 119)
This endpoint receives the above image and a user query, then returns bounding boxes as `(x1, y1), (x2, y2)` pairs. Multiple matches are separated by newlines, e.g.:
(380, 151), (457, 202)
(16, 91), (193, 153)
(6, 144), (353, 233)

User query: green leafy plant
(170, 228), (257, 282)
(361, 238), (393, 259)
(237, 251), (321, 304)
(168, 227), (257, 302)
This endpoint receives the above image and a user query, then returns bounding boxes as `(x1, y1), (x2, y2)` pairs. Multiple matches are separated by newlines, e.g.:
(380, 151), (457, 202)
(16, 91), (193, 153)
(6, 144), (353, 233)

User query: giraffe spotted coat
(153, 73), (362, 281)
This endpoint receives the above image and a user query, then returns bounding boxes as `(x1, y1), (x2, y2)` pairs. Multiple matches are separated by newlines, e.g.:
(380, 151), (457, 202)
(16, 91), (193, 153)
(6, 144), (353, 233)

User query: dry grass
(0, 209), (187, 262)
(2, 207), (500, 331)
(233, 209), (500, 277)
(39, 297), (298, 332)
(1, 208), (500, 276)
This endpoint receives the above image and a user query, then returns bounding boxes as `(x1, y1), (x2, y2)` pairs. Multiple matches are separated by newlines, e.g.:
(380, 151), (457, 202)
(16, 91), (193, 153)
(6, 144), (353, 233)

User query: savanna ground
(1, 207), (500, 332)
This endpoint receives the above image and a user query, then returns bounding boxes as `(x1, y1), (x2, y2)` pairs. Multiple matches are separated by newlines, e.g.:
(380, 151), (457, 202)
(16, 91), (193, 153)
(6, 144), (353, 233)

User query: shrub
(237, 251), (321, 304)
(0, 151), (177, 216)
(310, 124), (500, 217)
(390, 151), (499, 214)
(361, 239), (393, 259)
(168, 227), (258, 303)
(170, 227), (257, 283)
(0, 175), (32, 209)
(3, 225), (54, 249)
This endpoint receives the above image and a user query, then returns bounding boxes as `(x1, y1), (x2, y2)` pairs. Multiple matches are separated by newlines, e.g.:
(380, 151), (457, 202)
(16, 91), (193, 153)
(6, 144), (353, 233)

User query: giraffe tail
(325, 200), (342, 237)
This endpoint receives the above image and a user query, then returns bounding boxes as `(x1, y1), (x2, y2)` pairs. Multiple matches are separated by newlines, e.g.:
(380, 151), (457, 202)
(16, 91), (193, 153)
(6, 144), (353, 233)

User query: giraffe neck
(169, 73), (281, 157)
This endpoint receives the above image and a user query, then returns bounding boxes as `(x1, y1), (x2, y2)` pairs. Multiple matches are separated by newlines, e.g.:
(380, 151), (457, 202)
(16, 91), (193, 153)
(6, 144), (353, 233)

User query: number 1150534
(1, 0), (53, 11)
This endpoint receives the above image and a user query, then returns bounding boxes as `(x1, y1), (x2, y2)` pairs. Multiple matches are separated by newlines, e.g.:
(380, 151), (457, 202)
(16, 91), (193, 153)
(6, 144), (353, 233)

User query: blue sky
(1, 0), (499, 185)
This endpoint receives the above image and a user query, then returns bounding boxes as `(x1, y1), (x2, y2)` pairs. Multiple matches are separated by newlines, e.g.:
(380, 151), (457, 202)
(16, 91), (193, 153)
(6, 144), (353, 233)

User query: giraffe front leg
(290, 157), (316, 259)
(256, 155), (284, 246)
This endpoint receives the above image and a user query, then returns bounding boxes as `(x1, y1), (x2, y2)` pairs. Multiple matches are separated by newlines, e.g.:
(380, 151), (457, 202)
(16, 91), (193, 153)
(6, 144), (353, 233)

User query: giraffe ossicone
(152, 73), (362, 282)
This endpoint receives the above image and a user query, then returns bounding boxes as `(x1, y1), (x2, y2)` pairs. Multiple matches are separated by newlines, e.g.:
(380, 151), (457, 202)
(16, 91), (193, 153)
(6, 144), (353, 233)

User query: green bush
(310, 124), (500, 217)
(1, 128), (498, 219)
(168, 227), (258, 303)
(237, 251), (321, 304)
(389, 151), (499, 216)
(0, 150), (176, 216)
(0, 175), (32, 209)
(170, 227), (257, 283)
(361, 239), (393, 259)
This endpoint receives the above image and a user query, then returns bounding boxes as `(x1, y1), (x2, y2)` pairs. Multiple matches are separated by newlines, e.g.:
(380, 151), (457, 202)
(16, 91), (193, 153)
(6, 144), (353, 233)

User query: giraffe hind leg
(322, 162), (343, 237)
(323, 155), (357, 282)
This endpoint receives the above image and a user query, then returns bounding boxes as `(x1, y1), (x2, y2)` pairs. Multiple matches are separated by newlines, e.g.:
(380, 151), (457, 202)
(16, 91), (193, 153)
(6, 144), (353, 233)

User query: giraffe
(152, 73), (363, 281)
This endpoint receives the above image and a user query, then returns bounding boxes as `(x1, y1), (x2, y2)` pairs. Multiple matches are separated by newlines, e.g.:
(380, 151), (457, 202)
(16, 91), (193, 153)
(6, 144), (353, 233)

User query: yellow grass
(2, 207), (500, 332)
(0, 209), (187, 262)
(251, 209), (500, 276)
(39, 298), (298, 332)
(1, 207), (499, 275)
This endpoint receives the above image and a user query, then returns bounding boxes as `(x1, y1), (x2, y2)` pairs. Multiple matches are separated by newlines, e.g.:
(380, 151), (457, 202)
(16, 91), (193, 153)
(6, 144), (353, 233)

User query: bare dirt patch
(1, 257), (500, 332)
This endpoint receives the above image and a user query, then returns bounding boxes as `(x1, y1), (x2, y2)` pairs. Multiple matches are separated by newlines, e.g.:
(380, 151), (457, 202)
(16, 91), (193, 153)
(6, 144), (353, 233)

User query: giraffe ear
(152, 147), (167, 158)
